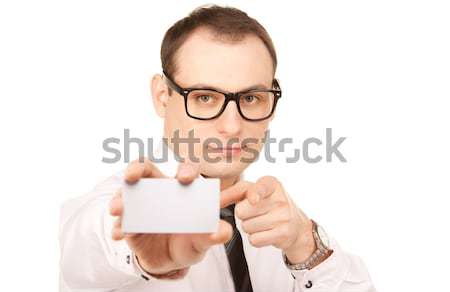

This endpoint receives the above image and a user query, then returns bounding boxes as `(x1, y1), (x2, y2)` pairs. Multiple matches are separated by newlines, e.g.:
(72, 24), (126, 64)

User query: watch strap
(283, 219), (333, 270)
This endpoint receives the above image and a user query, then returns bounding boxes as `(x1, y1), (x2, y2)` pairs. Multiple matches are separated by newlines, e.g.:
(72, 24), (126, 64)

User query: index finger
(220, 181), (253, 208)
(109, 189), (123, 216)
(124, 157), (165, 184)
(253, 176), (278, 200)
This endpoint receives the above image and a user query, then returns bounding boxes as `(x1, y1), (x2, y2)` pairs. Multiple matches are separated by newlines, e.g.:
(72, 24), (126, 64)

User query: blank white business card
(122, 178), (220, 233)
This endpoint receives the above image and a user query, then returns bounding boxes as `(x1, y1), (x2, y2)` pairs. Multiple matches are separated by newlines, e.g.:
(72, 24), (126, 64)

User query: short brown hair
(161, 5), (277, 78)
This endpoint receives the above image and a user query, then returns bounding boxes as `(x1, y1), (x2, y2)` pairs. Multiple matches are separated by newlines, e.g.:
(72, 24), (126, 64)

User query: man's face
(155, 28), (275, 179)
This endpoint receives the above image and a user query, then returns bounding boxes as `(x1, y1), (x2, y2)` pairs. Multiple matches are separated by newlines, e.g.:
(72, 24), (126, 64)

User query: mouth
(207, 144), (247, 156)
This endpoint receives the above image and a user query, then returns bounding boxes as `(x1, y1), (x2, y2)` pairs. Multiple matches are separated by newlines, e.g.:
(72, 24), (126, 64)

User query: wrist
(149, 268), (190, 280)
(135, 254), (189, 280)
(284, 219), (316, 264)
(283, 219), (334, 270)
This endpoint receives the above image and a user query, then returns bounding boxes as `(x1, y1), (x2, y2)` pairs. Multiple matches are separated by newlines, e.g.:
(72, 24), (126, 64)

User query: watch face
(317, 225), (330, 248)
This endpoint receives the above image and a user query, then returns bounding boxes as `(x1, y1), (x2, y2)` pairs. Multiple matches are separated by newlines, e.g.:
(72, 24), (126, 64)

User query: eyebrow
(186, 83), (271, 92)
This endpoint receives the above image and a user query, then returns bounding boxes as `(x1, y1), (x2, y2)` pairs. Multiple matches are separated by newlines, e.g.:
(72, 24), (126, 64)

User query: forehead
(173, 28), (274, 91)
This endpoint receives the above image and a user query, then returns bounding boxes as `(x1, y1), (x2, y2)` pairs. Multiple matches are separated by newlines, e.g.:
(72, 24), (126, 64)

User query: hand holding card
(108, 158), (233, 277)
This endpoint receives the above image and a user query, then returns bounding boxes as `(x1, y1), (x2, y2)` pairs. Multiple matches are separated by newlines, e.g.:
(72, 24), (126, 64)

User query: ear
(151, 73), (169, 118)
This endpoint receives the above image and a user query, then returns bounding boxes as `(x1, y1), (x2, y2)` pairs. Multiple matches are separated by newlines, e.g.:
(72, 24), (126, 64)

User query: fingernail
(251, 193), (260, 204)
(258, 185), (268, 197)
(178, 169), (188, 178)
(178, 164), (191, 177)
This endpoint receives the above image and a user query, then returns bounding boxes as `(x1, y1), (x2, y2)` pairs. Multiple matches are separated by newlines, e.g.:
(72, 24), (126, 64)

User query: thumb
(175, 158), (200, 185)
(191, 220), (233, 253)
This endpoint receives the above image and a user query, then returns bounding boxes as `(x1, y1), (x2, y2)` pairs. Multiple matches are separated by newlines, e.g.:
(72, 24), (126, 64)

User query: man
(60, 5), (376, 292)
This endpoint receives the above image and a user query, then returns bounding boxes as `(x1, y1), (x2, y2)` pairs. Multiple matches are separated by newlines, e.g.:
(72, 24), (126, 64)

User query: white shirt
(59, 148), (376, 292)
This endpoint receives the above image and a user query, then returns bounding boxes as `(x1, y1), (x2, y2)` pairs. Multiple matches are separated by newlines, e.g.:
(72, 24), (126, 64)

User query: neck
(220, 176), (240, 191)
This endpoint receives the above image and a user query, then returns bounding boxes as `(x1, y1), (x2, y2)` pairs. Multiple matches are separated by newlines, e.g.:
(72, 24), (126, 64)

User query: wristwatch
(283, 219), (333, 270)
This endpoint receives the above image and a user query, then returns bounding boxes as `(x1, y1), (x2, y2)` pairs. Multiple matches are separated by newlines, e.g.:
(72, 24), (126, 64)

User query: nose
(215, 101), (243, 137)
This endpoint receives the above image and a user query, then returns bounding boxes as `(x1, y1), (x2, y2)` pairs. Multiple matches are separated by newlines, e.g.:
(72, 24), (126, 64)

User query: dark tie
(220, 204), (254, 292)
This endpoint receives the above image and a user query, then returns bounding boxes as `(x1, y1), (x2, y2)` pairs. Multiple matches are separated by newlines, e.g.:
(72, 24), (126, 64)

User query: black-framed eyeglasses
(162, 71), (282, 121)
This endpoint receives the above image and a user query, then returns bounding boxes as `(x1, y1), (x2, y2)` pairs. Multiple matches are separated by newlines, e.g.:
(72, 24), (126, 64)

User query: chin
(200, 160), (248, 179)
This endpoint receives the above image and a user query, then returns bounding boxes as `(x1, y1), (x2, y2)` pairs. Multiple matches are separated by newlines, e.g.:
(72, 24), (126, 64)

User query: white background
(1, 0), (449, 291)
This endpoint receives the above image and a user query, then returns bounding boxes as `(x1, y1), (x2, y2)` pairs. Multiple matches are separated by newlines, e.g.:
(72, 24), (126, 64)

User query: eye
(243, 95), (259, 103)
(197, 95), (213, 103)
